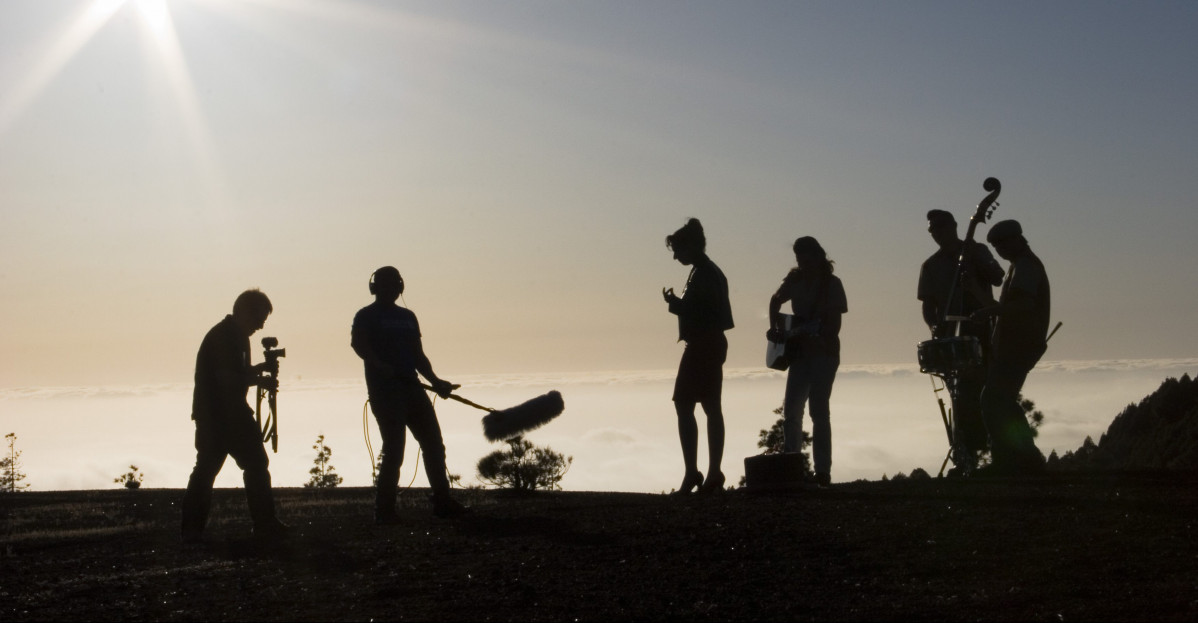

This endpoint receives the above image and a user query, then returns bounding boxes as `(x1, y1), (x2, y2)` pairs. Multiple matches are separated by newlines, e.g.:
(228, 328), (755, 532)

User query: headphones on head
(368, 267), (404, 295)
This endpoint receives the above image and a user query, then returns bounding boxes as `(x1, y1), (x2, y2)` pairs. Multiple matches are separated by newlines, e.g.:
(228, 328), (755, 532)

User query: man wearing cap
(917, 209), (1004, 475)
(971, 220), (1050, 475)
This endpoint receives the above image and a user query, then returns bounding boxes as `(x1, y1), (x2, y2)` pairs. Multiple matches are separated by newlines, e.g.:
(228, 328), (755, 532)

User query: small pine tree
(758, 405), (813, 473)
(114, 465), (144, 489)
(305, 434), (343, 488)
(477, 436), (572, 492)
(974, 393), (1048, 467)
(1, 432), (30, 493)
(739, 405), (815, 487)
(1019, 393), (1046, 435)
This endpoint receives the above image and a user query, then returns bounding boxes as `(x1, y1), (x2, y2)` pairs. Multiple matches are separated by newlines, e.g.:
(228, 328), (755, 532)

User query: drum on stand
(917, 336), (983, 377)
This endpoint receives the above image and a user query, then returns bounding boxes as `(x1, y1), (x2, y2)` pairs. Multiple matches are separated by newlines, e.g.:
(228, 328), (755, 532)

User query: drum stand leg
(929, 373), (963, 478)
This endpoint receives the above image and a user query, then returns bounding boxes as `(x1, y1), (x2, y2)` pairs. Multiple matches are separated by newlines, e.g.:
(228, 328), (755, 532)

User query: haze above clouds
(1, 1), (1196, 389)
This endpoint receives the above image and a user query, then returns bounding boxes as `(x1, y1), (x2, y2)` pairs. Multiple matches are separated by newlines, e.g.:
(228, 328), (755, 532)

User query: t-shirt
(773, 269), (848, 354)
(192, 315), (251, 422)
(351, 302), (423, 393)
(917, 240), (1000, 316)
(993, 250), (1051, 366)
(775, 270), (848, 323)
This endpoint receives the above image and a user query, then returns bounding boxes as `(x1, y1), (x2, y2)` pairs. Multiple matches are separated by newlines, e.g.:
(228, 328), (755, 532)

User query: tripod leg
(255, 387), (265, 431)
(269, 393), (278, 453)
(931, 374), (962, 477)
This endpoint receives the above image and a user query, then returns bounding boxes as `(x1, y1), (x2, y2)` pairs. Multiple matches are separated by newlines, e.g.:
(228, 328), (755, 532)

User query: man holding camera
(181, 289), (287, 542)
(352, 266), (468, 523)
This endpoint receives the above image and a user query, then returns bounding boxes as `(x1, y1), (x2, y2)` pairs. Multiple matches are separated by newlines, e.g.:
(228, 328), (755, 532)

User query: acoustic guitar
(766, 314), (821, 371)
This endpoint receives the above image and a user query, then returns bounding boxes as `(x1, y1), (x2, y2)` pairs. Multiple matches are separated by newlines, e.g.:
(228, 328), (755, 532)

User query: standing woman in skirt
(767, 236), (847, 487)
(662, 218), (735, 494)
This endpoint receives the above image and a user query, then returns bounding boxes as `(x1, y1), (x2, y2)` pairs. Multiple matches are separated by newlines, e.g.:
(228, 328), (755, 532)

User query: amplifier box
(743, 452), (806, 491)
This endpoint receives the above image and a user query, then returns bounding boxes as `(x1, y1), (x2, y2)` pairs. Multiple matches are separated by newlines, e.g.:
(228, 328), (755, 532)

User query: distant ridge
(1052, 374), (1198, 471)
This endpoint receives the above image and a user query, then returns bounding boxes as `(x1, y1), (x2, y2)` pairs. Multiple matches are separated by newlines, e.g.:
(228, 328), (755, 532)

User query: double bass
(916, 177), (1000, 376)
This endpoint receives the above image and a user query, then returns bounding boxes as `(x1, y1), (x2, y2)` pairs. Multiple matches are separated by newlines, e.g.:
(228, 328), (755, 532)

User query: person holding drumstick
(917, 209), (1004, 476)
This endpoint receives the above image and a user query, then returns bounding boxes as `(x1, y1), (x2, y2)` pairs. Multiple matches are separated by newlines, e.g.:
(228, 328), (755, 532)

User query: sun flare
(134, 0), (172, 39)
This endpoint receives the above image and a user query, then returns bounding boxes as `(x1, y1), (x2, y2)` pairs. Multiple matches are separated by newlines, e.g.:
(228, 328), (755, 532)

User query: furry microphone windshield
(481, 391), (565, 442)
(421, 384), (565, 441)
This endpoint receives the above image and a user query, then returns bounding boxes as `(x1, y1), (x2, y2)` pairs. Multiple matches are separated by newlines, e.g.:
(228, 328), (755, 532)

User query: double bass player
(918, 209), (1004, 475)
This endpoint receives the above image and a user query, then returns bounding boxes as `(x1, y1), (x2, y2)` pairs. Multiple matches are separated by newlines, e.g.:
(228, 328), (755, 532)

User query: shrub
(305, 434), (343, 488)
(477, 436), (572, 492)
(758, 405), (813, 467)
(738, 405), (815, 488)
(114, 465), (143, 490)
(2, 432), (30, 493)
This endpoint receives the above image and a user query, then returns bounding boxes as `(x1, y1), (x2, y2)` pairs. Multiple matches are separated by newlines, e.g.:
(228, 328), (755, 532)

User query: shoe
(815, 473), (831, 488)
(430, 494), (470, 519)
(252, 519), (290, 540)
(671, 470), (703, 496)
(698, 471), (726, 495)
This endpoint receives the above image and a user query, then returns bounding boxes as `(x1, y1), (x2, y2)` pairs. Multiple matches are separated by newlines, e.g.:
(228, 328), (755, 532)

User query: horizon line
(3, 357), (1196, 397)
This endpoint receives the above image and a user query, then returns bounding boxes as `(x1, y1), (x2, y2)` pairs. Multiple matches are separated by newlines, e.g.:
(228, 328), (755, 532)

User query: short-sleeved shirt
(773, 269), (848, 354)
(775, 270), (847, 323)
(993, 250), (1051, 366)
(352, 302), (423, 394)
(917, 241), (1000, 316)
(668, 255), (734, 343)
(192, 315), (252, 423)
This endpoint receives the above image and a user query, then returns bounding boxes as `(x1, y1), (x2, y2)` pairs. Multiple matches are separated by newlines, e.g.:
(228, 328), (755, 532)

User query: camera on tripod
(258, 337), (285, 453)
(261, 337), (286, 370)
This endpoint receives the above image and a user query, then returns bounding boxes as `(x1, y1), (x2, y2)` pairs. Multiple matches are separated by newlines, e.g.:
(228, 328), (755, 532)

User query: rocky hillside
(1051, 374), (1198, 471)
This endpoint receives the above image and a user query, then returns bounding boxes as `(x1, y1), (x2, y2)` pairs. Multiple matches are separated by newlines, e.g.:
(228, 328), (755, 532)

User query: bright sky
(2, 0), (1197, 389)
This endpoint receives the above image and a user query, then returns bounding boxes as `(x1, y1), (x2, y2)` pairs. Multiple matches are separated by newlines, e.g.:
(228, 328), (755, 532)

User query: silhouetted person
(663, 219), (734, 494)
(768, 236), (846, 487)
(352, 266), (467, 523)
(181, 289), (287, 543)
(971, 220), (1049, 476)
(917, 209), (1004, 475)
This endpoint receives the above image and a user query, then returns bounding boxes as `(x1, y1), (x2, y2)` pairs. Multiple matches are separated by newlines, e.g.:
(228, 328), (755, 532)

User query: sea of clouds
(2, 359), (1195, 493)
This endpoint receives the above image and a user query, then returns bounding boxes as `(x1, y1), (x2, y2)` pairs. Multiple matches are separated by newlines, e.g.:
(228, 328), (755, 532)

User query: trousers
(783, 348), (839, 476)
(181, 414), (277, 533)
(980, 357), (1043, 468)
(370, 383), (450, 512)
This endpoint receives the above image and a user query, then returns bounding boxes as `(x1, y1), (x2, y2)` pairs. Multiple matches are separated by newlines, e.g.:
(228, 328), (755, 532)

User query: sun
(0, 0), (232, 209)
(0, 0), (187, 136)
(134, 0), (173, 39)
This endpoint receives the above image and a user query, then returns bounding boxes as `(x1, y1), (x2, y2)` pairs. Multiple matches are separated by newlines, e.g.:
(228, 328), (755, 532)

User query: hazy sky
(2, 0), (1196, 389)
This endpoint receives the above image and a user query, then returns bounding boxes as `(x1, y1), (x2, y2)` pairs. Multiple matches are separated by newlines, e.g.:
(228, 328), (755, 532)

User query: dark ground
(2, 474), (1196, 621)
